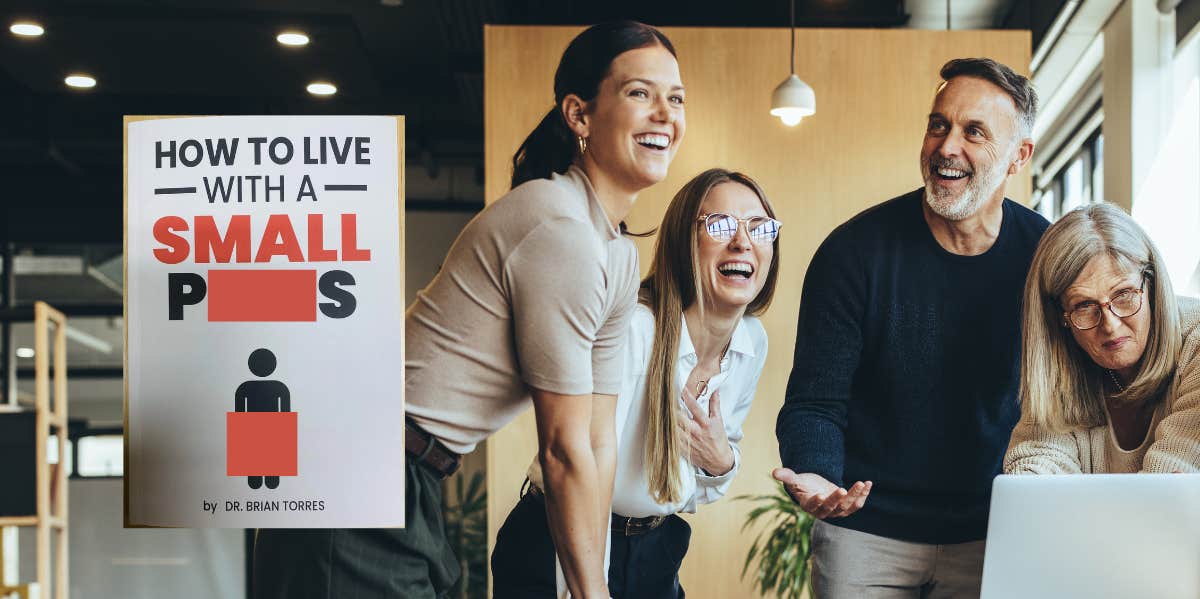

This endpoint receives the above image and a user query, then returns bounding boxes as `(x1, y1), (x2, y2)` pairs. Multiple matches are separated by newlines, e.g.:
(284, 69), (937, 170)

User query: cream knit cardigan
(1005, 296), (1200, 474)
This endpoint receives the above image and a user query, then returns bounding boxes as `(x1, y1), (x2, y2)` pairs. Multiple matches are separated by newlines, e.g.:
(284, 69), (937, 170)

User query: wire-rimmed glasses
(1062, 277), (1147, 330)
(697, 213), (782, 245)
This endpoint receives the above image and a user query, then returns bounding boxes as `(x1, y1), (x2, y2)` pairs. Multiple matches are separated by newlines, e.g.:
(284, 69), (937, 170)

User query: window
(1091, 134), (1104, 207)
(1033, 131), (1104, 221)
(77, 434), (123, 477)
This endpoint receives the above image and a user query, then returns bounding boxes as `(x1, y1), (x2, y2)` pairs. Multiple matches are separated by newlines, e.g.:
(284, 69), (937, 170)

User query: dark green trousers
(252, 461), (460, 598)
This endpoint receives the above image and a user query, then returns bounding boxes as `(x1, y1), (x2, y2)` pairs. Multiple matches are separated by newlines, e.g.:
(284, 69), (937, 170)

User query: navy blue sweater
(777, 189), (1048, 544)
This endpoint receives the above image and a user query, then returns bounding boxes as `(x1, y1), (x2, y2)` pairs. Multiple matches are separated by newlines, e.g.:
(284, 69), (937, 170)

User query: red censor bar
(209, 269), (316, 321)
(227, 412), (298, 476)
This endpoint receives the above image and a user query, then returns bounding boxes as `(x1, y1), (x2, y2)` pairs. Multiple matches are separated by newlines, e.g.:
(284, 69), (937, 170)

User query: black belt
(405, 418), (461, 479)
(524, 481), (668, 536)
(610, 513), (668, 536)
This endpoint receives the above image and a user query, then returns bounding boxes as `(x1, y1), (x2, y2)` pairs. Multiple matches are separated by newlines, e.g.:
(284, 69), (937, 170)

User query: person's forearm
(541, 443), (608, 599)
(593, 432), (616, 553)
(776, 399), (847, 485)
(1003, 419), (1085, 474)
(694, 443), (734, 476)
(693, 444), (739, 506)
(590, 394), (617, 557)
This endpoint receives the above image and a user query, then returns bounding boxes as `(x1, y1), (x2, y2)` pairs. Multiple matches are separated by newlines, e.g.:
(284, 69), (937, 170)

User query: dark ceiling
(0, 0), (1052, 244)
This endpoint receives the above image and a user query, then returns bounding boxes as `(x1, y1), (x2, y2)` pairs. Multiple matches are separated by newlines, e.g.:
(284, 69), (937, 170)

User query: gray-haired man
(775, 58), (1050, 597)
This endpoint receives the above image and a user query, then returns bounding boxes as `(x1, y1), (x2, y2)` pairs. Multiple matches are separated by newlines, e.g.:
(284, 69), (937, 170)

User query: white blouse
(525, 303), (769, 598)
(525, 304), (767, 513)
(610, 303), (768, 517)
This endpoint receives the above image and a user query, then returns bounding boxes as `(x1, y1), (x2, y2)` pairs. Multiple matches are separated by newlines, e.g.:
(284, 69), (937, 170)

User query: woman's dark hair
(510, 21), (676, 189)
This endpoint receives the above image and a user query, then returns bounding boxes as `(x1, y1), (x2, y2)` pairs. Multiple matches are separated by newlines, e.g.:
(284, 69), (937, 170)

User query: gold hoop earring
(577, 136), (588, 155)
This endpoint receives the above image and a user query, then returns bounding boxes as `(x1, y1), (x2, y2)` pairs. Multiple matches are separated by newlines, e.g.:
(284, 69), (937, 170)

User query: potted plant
(443, 471), (488, 599)
(737, 481), (816, 599)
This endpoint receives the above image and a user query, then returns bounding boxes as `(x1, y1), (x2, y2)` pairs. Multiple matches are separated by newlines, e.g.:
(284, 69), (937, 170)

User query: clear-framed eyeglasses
(1062, 276), (1147, 330)
(697, 213), (782, 245)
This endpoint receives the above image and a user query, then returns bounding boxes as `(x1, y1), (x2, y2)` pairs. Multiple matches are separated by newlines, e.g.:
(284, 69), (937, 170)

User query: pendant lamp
(770, 0), (815, 126)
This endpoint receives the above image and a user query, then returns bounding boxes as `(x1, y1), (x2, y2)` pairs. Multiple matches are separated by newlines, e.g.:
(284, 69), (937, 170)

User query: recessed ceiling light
(10, 21), (44, 37)
(307, 82), (337, 96)
(65, 74), (96, 89)
(276, 31), (309, 46)
(380, 0), (403, 6)
(15, 347), (34, 359)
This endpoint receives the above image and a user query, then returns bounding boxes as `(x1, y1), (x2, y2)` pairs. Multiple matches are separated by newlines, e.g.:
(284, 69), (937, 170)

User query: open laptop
(981, 474), (1200, 599)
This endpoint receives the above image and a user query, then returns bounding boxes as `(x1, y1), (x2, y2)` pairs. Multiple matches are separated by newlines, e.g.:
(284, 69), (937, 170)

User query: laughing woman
(1005, 203), (1200, 474)
(253, 21), (685, 599)
(492, 168), (781, 598)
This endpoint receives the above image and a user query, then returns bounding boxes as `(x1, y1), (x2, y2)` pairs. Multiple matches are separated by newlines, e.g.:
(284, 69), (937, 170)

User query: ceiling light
(276, 31), (309, 47)
(15, 347), (34, 359)
(770, 0), (816, 127)
(10, 21), (44, 37)
(380, 0), (403, 6)
(65, 74), (96, 89)
(307, 82), (337, 96)
(771, 76), (815, 126)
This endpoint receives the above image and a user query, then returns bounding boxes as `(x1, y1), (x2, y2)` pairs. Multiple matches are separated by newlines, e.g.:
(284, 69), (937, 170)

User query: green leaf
(735, 476), (814, 598)
(442, 471), (489, 599)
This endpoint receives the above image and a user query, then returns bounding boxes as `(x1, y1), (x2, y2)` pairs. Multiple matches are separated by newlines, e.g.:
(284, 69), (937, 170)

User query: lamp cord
(790, 0), (795, 73)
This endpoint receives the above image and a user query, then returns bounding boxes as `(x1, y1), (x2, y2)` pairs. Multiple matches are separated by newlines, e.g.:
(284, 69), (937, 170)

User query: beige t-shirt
(405, 166), (640, 455)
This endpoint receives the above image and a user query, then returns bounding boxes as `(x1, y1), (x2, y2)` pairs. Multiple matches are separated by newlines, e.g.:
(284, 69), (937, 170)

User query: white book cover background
(125, 115), (405, 528)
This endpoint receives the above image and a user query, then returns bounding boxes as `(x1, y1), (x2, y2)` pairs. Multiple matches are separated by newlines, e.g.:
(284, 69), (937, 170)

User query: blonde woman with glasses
(1005, 203), (1200, 474)
(492, 168), (781, 598)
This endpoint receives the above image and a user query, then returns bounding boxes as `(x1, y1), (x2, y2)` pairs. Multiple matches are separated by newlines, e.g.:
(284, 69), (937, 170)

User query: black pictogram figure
(235, 348), (291, 490)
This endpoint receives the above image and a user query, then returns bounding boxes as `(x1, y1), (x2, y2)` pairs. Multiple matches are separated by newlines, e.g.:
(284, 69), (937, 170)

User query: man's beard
(922, 154), (1007, 221)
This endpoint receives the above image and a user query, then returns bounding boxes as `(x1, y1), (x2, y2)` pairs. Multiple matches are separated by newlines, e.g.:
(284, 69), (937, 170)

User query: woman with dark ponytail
(510, 21), (680, 190)
(494, 168), (781, 598)
(252, 20), (685, 599)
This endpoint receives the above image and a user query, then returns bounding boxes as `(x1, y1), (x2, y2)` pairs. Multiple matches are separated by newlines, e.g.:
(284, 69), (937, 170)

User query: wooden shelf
(1, 301), (69, 599)
(0, 584), (34, 599)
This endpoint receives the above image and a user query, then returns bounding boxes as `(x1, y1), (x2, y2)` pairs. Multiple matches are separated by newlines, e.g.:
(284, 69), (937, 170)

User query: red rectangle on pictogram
(226, 412), (298, 476)
(208, 269), (317, 321)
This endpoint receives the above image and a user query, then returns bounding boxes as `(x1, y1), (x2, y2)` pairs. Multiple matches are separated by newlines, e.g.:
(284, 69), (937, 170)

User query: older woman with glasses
(492, 168), (781, 598)
(1005, 203), (1200, 474)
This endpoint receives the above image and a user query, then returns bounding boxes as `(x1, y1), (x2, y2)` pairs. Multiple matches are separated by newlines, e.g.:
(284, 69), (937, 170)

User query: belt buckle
(624, 517), (635, 536)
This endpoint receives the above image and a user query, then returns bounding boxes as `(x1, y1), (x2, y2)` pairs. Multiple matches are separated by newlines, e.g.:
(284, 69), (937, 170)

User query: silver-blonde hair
(1020, 203), (1181, 432)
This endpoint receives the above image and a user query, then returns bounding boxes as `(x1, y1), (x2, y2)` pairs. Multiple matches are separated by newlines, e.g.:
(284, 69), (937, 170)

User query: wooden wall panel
(485, 25), (1030, 598)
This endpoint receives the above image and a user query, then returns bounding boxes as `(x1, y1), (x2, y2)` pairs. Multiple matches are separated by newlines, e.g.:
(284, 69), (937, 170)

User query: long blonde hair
(639, 168), (779, 503)
(1020, 203), (1181, 432)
